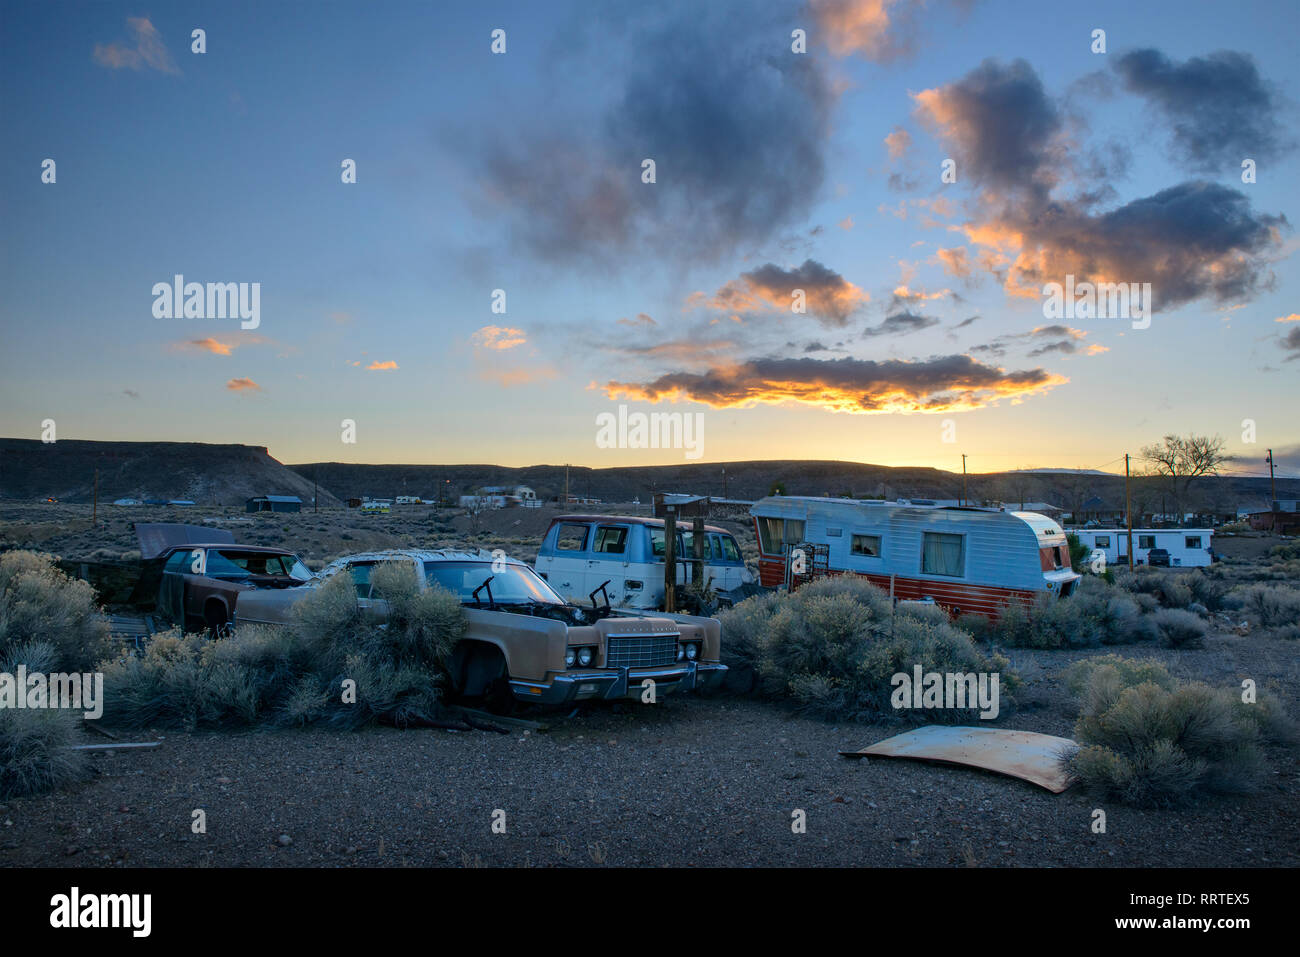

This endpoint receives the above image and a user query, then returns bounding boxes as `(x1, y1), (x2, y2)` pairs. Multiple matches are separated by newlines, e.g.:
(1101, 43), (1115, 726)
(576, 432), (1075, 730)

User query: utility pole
(722, 467), (728, 500)
(1125, 453), (1134, 567)
(1267, 448), (1276, 510)
(564, 464), (570, 505)
(314, 468), (319, 514)
(961, 455), (968, 506)
(92, 467), (99, 525)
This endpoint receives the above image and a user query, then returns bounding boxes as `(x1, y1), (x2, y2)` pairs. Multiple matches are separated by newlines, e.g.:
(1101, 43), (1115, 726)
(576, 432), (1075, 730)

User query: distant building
(246, 495), (302, 513)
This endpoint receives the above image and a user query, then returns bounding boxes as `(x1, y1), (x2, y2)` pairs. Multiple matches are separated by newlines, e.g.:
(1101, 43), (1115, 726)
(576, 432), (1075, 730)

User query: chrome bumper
(510, 660), (728, 705)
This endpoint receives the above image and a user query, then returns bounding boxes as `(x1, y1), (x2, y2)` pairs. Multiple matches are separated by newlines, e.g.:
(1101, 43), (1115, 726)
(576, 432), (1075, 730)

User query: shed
(246, 495), (303, 513)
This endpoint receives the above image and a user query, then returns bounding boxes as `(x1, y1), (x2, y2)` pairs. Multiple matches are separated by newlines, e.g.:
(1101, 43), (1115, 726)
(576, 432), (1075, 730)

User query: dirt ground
(1, 503), (1296, 868)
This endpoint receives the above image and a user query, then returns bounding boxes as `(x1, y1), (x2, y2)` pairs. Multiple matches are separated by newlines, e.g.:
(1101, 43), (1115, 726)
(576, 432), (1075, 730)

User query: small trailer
(1070, 528), (1214, 567)
(751, 496), (1080, 619)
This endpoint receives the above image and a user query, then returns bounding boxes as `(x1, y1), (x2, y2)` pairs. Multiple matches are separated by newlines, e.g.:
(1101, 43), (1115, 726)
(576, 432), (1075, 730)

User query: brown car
(235, 548), (727, 709)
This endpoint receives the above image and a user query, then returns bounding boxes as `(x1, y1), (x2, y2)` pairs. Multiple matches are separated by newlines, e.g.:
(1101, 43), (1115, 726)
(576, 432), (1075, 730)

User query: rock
(277, 834), (292, 847)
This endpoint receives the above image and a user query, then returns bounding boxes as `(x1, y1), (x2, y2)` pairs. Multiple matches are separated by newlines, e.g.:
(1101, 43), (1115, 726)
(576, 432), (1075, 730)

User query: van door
(544, 522), (592, 603)
(588, 524), (631, 605)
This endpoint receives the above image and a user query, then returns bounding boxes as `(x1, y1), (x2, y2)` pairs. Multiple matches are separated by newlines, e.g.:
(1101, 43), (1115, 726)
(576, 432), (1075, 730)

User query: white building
(1071, 528), (1214, 567)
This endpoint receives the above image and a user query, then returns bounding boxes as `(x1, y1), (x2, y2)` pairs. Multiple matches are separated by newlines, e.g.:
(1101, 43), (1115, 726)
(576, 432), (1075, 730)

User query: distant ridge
(0, 439), (1290, 513)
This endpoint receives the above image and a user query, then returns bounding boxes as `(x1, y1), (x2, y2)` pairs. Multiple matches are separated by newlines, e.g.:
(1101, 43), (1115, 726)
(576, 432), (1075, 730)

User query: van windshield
(422, 561), (566, 605)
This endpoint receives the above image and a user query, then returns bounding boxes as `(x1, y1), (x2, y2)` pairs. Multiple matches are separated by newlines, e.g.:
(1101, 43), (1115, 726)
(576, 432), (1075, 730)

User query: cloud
(838, 216), (855, 231)
(1282, 326), (1300, 362)
(610, 338), (739, 363)
(617, 313), (657, 327)
(225, 378), (261, 393)
(93, 17), (180, 75)
(171, 335), (272, 356)
(471, 325), (527, 350)
(890, 284), (954, 310)
(883, 125), (912, 159)
(1276, 313), (1300, 323)
(1114, 49), (1291, 171)
(811, 0), (954, 64)
(471, 8), (837, 265)
(366, 360), (399, 371)
(123, 389), (140, 399)
(914, 58), (1288, 310)
(704, 259), (868, 326)
(864, 311), (941, 337)
(935, 246), (972, 278)
(954, 315), (980, 328)
(604, 353), (1065, 414)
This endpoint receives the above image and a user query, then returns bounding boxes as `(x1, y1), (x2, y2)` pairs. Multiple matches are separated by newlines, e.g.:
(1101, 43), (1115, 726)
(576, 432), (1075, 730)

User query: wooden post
(92, 467), (98, 525)
(1125, 453), (1134, 568)
(664, 509), (677, 613)
(692, 515), (705, 588)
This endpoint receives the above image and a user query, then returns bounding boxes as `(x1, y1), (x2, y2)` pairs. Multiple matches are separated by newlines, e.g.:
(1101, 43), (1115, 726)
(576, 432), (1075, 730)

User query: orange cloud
(366, 360), (399, 371)
(93, 17), (180, 75)
(226, 378), (261, 392)
(605, 355), (1065, 415)
(813, 0), (911, 62)
(935, 247), (972, 278)
(1276, 313), (1300, 323)
(471, 325), (527, 350)
(702, 260), (868, 327)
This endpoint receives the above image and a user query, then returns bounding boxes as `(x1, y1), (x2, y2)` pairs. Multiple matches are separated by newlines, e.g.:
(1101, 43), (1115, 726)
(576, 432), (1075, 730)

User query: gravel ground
(3, 685), (1296, 869)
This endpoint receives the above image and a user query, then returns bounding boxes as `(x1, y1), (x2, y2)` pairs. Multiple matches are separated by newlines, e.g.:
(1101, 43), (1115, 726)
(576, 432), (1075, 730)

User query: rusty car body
(234, 548), (728, 708)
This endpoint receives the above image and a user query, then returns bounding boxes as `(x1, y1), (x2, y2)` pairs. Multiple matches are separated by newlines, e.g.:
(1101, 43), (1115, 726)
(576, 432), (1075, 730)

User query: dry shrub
(0, 708), (87, 800)
(717, 575), (1015, 722)
(1063, 654), (1293, 807)
(0, 551), (112, 671)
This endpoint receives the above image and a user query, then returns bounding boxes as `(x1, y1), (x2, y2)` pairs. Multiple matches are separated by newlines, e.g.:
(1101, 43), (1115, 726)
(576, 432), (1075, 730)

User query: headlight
(685, 642), (699, 660)
(565, 648), (577, 668)
(577, 647), (594, 667)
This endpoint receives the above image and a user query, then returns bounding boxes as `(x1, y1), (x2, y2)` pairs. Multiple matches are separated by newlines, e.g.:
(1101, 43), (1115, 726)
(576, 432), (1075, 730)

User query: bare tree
(1140, 434), (1230, 526)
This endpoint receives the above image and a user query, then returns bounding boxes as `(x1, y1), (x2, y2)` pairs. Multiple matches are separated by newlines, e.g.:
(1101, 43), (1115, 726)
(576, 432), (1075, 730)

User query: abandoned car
(63, 523), (313, 636)
(534, 514), (756, 611)
(233, 549), (728, 707)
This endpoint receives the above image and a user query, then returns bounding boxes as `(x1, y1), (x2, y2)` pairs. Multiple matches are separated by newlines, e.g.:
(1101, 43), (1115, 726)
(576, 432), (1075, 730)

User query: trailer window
(1185, 536), (1202, 549)
(556, 524), (590, 551)
(593, 526), (628, 554)
(1094, 535), (1110, 548)
(1139, 535), (1156, 549)
(851, 534), (881, 557)
(921, 532), (964, 577)
(758, 517), (804, 554)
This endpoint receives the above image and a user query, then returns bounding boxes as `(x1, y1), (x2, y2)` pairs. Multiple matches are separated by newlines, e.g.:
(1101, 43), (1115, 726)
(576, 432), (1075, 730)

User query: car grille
(605, 633), (678, 669)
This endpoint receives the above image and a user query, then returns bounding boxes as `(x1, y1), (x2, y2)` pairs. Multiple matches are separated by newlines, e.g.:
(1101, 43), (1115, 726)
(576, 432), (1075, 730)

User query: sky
(1, 0), (1298, 477)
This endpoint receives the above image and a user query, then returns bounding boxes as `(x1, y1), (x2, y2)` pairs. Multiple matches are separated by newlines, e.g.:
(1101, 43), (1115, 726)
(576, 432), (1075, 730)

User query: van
(534, 514), (755, 611)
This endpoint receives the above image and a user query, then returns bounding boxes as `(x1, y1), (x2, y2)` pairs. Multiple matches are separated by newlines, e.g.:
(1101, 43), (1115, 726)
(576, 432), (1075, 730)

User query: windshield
(203, 550), (313, 581)
(423, 561), (566, 605)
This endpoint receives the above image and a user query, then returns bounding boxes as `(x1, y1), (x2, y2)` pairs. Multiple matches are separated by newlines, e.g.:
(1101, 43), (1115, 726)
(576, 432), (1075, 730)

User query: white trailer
(1070, 528), (1213, 567)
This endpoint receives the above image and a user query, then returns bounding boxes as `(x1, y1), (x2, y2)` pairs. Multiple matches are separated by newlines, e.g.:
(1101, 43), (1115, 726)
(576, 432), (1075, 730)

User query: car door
(543, 522), (592, 603)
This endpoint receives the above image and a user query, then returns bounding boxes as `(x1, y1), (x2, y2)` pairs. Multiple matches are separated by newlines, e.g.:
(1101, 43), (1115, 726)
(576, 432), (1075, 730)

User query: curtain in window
(922, 533), (963, 576)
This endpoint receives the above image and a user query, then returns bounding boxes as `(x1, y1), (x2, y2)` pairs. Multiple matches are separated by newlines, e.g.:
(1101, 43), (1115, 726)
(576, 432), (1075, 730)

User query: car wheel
(482, 674), (516, 716)
(204, 604), (231, 640)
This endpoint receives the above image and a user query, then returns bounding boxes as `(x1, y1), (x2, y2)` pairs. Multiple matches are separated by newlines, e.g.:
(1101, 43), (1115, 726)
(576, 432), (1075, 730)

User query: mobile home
(1070, 528), (1213, 567)
(535, 514), (755, 611)
(751, 496), (1080, 619)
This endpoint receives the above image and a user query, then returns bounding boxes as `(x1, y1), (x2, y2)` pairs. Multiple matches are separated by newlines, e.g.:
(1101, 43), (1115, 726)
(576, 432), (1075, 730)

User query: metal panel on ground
(840, 725), (1077, 793)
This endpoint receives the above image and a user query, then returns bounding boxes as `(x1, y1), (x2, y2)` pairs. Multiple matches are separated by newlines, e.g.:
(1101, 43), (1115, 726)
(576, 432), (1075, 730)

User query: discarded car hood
(841, 726), (1076, 793)
(135, 523), (235, 560)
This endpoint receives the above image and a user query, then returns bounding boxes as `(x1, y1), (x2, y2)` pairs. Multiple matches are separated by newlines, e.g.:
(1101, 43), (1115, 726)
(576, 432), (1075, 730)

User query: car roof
(163, 543), (302, 556)
(552, 514), (733, 535)
(321, 548), (529, 567)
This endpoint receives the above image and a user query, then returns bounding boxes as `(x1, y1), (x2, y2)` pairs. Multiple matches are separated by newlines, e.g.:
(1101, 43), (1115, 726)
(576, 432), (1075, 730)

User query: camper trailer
(1070, 528), (1214, 568)
(751, 496), (1080, 619)
(534, 514), (755, 611)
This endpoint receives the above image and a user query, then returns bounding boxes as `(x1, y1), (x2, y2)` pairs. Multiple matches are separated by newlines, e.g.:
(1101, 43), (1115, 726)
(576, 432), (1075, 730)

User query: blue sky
(2, 0), (1297, 476)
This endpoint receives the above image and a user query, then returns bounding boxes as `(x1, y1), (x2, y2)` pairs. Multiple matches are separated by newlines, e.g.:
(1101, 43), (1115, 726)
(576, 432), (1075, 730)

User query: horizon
(2, 1), (1298, 476)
